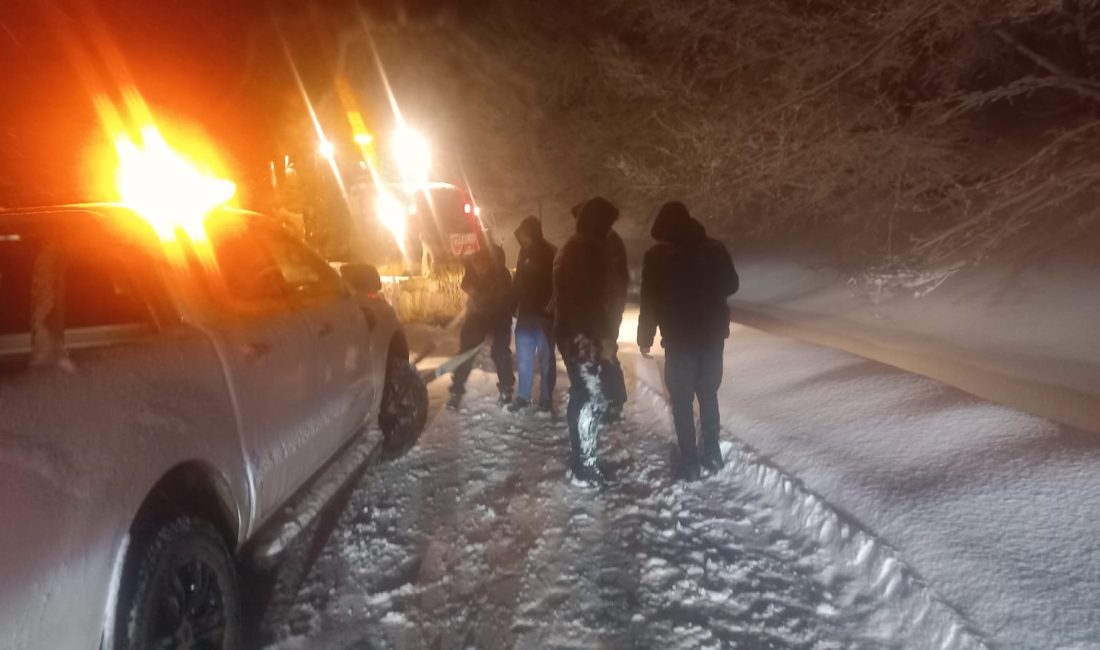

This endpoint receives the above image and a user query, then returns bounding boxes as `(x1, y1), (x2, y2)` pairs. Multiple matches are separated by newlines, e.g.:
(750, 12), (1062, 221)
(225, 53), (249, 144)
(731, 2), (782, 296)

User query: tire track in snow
(256, 353), (989, 649)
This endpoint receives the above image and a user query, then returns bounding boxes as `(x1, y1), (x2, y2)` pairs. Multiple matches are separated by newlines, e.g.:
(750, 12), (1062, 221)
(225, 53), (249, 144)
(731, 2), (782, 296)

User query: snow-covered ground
(247, 282), (1100, 649)
(697, 324), (1100, 650)
(728, 232), (1100, 435)
(249, 332), (1009, 649)
(713, 233), (1100, 647)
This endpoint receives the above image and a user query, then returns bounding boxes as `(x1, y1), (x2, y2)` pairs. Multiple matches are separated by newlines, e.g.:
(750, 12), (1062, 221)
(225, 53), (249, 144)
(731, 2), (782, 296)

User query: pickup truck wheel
(117, 517), (240, 650)
(379, 358), (428, 453)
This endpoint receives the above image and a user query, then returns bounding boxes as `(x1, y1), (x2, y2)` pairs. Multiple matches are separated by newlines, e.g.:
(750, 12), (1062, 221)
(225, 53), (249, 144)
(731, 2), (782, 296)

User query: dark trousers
(451, 311), (515, 396)
(561, 335), (606, 468)
(664, 339), (725, 467)
(599, 341), (628, 412)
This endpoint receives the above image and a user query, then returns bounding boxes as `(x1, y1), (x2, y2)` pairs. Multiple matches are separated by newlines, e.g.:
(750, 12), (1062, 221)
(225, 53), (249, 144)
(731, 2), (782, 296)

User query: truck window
(0, 230), (33, 339)
(260, 227), (345, 301)
(0, 230), (34, 373)
(207, 220), (290, 304)
(65, 246), (156, 330)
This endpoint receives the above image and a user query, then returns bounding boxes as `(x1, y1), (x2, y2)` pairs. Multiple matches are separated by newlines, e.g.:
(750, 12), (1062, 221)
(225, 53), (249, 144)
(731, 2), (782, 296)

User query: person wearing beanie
(510, 215), (558, 413)
(638, 201), (739, 480)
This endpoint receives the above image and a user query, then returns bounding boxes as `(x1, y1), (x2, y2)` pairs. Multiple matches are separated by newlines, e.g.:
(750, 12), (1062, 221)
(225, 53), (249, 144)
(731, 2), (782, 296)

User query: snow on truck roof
(0, 203), (269, 240)
(0, 203), (263, 219)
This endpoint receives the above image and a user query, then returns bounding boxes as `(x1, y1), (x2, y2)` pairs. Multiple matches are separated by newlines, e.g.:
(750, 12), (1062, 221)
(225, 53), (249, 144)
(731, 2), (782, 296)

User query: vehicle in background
(347, 179), (485, 276)
(0, 204), (426, 649)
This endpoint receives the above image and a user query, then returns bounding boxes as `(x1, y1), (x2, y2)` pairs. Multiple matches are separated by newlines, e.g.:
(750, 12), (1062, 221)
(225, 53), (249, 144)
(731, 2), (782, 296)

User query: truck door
(252, 224), (374, 476)
(203, 217), (318, 524)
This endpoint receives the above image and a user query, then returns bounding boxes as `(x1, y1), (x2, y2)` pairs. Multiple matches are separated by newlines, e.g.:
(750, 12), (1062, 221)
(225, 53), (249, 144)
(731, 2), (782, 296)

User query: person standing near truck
(448, 236), (516, 410)
(509, 216), (558, 413)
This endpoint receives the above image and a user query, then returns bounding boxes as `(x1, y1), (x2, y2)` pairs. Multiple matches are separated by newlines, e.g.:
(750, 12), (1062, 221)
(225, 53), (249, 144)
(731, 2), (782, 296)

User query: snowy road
(248, 349), (984, 650)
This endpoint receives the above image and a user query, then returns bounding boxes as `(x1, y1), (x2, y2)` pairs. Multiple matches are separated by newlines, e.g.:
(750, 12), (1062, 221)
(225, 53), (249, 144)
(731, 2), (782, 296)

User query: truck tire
(379, 357), (429, 453)
(116, 516), (241, 650)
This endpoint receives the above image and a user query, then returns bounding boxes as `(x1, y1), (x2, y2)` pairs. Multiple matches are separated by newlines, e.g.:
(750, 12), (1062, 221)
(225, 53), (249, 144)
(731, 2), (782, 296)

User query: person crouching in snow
(510, 216), (558, 413)
(554, 198), (620, 486)
(638, 201), (739, 481)
(448, 235), (516, 410)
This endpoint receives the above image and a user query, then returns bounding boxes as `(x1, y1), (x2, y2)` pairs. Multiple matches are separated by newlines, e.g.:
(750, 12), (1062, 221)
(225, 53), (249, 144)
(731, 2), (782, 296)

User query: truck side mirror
(341, 263), (383, 294)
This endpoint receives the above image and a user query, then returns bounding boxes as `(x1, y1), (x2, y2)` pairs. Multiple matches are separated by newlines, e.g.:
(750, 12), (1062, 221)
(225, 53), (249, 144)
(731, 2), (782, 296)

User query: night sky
(0, 0), (472, 206)
(1, 1), (265, 204)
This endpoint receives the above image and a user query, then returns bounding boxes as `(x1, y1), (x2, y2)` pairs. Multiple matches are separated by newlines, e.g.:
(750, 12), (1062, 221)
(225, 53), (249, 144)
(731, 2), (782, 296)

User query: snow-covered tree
(290, 0), (1100, 282)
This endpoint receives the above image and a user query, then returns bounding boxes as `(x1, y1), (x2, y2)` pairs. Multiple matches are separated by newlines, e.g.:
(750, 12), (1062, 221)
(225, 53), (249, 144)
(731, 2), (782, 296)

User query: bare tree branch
(750, 2), (947, 128)
(994, 27), (1100, 102)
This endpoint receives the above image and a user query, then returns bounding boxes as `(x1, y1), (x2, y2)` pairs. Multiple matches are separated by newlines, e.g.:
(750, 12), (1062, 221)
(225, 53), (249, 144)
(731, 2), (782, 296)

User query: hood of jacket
(652, 201), (706, 245)
(575, 196), (619, 240)
(514, 216), (544, 245)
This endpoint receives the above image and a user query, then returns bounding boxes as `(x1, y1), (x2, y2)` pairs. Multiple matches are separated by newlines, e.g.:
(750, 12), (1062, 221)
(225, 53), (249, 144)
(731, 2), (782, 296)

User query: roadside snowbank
(634, 356), (986, 650)
(640, 323), (1100, 649)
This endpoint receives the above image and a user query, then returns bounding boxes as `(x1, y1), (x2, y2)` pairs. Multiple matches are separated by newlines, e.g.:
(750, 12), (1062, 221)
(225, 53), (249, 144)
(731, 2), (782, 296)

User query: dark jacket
(513, 217), (557, 330)
(567, 196), (629, 336)
(461, 241), (513, 318)
(554, 199), (618, 342)
(638, 202), (738, 349)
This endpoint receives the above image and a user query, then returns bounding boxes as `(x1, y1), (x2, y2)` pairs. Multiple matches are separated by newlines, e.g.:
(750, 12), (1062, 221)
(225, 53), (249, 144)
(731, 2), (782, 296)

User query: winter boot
(498, 387), (514, 407)
(680, 462), (702, 482)
(506, 397), (530, 413)
(701, 430), (724, 474)
(701, 449), (725, 474)
(601, 405), (624, 424)
(571, 461), (606, 488)
(536, 398), (554, 415)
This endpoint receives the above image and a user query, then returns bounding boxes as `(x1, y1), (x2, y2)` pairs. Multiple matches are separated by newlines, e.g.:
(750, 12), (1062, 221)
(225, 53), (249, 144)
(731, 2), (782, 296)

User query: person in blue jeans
(509, 216), (558, 412)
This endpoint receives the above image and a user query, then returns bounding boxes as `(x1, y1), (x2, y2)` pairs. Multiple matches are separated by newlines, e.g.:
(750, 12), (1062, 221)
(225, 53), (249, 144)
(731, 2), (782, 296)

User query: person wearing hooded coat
(638, 201), (739, 480)
(553, 197), (620, 485)
(449, 235), (516, 409)
(569, 198), (630, 421)
(510, 215), (558, 412)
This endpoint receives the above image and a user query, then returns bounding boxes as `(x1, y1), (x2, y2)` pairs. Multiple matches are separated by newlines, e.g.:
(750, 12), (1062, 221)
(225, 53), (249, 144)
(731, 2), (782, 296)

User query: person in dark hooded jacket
(638, 201), (738, 480)
(570, 198), (629, 421)
(553, 198), (620, 485)
(510, 216), (558, 412)
(449, 236), (515, 409)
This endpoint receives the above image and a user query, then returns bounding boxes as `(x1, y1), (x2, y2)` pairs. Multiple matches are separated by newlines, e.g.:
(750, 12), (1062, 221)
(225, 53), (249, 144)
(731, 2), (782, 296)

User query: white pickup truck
(0, 205), (427, 649)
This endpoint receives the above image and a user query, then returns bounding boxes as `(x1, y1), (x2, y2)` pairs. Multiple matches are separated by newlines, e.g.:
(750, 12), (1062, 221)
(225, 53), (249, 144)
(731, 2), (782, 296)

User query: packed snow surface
(252, 339), (990, 650)
(708, 324), (1100, 650)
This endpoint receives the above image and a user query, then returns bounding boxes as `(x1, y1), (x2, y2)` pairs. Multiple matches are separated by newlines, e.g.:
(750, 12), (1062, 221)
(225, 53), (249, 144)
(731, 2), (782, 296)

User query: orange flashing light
(95, 90), (236, 245)
(112, 126), (235, 243)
